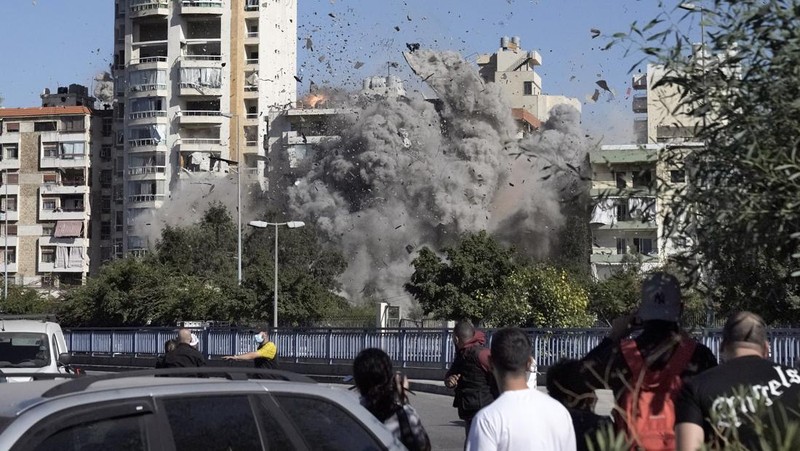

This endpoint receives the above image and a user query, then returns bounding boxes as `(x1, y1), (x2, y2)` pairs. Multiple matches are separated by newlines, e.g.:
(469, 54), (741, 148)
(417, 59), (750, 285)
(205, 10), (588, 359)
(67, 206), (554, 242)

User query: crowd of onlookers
(154, 271), (800, 450)
(369, 271), (800, 450)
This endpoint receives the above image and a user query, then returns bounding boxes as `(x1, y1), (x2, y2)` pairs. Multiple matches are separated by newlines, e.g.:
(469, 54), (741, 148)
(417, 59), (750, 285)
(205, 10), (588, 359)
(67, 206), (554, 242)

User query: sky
(0, 0), (698, 144)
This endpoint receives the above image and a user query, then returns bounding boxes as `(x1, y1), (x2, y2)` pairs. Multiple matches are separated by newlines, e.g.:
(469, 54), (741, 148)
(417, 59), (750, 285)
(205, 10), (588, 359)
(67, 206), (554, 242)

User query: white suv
(0, 368), (406, 450)
(0, 318), (72, 380)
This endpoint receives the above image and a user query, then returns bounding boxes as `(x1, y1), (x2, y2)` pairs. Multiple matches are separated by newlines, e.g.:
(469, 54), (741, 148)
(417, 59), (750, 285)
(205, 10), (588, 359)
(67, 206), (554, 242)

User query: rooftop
(0, 106), (91, 119)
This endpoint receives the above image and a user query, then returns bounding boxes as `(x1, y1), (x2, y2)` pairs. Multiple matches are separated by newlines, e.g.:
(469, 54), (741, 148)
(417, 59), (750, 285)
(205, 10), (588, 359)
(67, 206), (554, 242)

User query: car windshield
(0, 333), (51, 368)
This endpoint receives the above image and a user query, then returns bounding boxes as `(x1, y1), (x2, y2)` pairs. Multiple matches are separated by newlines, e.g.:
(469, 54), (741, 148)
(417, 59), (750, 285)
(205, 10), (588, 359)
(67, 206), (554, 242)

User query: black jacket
(445, 331), (497, 419)
(163, 343), (206, 368)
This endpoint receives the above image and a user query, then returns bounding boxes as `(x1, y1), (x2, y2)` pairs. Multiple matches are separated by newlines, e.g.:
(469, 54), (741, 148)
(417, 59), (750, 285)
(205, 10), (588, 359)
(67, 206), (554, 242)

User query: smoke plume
(288, 50), (592, 305)
(93, 72), (114, 105)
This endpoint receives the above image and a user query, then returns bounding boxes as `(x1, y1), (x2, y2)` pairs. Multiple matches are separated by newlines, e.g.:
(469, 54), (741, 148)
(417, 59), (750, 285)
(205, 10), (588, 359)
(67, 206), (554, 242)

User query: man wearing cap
(676, 311), (800, 450)
(164, 328), (206, 368)
(581, 272), (716, 416)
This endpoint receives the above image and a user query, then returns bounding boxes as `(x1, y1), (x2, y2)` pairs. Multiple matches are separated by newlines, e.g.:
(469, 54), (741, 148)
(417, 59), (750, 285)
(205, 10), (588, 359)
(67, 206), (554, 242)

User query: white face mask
(254, 334), (265, 344)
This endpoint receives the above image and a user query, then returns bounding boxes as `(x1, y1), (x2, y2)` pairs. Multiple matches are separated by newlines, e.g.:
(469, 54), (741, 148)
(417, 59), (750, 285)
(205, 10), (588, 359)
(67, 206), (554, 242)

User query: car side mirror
(58, 353), (72, 365)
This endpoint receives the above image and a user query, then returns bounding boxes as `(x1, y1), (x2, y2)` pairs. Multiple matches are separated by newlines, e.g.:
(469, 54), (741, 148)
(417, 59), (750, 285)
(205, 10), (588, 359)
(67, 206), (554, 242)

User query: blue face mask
(254, 334), (264, 344)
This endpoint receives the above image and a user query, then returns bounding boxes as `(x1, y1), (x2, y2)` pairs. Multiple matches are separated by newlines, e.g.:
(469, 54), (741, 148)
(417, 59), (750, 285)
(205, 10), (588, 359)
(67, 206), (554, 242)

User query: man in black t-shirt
(676, 311), (800, 450)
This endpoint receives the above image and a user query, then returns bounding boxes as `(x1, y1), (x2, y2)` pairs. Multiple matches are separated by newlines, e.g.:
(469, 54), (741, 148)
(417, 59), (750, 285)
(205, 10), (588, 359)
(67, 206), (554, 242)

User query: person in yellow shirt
(223, 329), (278, 369)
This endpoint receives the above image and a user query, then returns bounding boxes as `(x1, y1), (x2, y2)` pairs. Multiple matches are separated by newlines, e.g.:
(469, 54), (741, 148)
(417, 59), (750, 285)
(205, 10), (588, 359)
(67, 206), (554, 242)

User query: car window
(31, 414), (147, 451)
(274, 394), (385, 451)
(161, 395), (262, 451)
(0, 332), (50, 368)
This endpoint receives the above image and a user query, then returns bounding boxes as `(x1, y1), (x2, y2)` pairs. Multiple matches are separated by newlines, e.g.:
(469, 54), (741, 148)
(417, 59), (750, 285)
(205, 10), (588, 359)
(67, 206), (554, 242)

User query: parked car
(0, 368), (406, 450)
(0, 317), (73, 381)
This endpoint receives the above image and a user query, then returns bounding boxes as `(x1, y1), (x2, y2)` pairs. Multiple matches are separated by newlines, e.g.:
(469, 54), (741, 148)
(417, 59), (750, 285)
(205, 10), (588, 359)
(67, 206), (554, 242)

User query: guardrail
(61, 327), (800, 370)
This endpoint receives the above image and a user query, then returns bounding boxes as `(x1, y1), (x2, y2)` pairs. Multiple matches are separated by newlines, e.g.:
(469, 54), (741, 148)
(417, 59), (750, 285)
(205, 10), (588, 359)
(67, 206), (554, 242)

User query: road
(408, 391), (464, 451)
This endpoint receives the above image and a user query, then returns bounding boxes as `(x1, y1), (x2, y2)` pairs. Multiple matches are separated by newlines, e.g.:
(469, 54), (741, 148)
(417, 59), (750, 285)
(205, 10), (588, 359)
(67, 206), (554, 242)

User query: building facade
(0, 107), (96, 290)
(113, 0), (297, 254)
(477, 36), (581, 125)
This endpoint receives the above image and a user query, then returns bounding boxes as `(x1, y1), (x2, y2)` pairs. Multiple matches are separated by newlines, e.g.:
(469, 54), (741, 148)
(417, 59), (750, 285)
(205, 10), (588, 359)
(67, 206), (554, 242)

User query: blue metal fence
(63, 327), (800, 369)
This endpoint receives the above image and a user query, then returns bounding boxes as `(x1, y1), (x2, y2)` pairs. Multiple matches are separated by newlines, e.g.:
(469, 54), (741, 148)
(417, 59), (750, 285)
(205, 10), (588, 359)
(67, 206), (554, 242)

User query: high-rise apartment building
(113, 0), (297, 254)
(0, 104), (97, 290)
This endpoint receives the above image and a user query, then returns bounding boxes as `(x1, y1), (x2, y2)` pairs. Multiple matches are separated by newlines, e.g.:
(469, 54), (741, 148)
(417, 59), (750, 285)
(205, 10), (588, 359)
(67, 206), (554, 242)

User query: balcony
(40, 208), (87, 222)
(128, 56), (168, 71)
(128, 194), (166, 206)
(179, 82), (222, 97)
(128, 110), (168, 126)
(0, 210), (19, 222)
(245, 58), (259, 68)
(40, 154), (89, 169)
(0, 262), (18, 274)
(243, 85), (259, 99)
(632, 95), (648, 114)
(38, 238), (90, 273)
(128, 138), (167, 154)
(178, 110), (225, 125)
(128, 83), (168, 98)
(41, 181), (89, 195)
(181, 0), (223, 15)
(128, 166), (167, 181)
(0, 158), (20, 171)
(245, 31), (259, 44)
(179, 138), (223, 152)
(0, 184), (19, 197)
(129, 0), (169, 18)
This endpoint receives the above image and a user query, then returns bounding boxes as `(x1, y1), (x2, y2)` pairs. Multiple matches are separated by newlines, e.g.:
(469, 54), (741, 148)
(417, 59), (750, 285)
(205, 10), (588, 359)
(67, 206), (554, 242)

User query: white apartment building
(113, 0), (297, 254)
(477, 36), (581, 126)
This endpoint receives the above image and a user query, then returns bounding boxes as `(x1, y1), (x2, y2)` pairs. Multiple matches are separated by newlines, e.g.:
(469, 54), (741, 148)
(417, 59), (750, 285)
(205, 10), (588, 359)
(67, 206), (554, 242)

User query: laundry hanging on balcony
(54, 221), (83, 238)
(590, 198), (616, 225)
(54, 245), (84, 269)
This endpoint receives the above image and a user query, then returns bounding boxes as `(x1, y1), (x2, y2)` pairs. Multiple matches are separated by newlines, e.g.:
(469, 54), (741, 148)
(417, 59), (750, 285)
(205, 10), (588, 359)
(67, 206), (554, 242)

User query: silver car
(0, 368), (406, 450)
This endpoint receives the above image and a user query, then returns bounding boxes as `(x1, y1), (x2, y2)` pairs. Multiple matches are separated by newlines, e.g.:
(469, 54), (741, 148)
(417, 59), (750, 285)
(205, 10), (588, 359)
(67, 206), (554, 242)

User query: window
(633, 169), (652, 188)
(275, 394), (382, 451)
(2, 224), (18, 236)
(5, 122), (19, 132)
(2, 196), (17, 212)
(60, 142), (86, 158)
(102, 117), (113, 136)
(614, 171), (627, 189)
(43, 173), (58, 184)
(43, 198), (58, 211)
(616, 202), (629, 221)
(100, 170), (113, 188)
(34, 121), (57, 132)
(523, 81), (534, 96)
(30, 412), (147, 451)
(2, 144), (18, 160)
(2, 248), (15, 264)
(115, 211), (124, 232)
(670, 169), (686, 183)
(616, 238), (627, 255)
(101, 196), (112, 213)
(633, 238), (656, 255)
(43, 142), (59, 157)
(101, 221), (111, 240)
(42, 223), (56, 236)
(101, 145), (112, 161)
(41, 247), (56, 263)
(60, 116), (85, 132)
(162, 396), (262, 451)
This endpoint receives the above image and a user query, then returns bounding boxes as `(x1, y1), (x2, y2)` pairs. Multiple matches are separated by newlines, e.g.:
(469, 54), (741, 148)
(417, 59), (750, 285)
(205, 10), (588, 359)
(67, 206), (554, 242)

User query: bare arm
(676, 422), (704, 451)
(223, 351), (260, 361)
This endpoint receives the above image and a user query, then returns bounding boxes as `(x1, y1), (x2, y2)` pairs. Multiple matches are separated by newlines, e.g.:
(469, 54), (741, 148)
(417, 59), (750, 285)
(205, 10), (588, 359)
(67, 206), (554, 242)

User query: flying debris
(394, 26), (400, 31)
(354, 61), (364, 69)
(405, 245), (415, 254)
(596, 79), (611, 92)
(305, 37), (314, 51)
(590, 28), (601, 38)
(590, 89), (600, 102)
(406, 43), (421, 53)
(328, 12), (336, 18)
(294, 75), (303, 83)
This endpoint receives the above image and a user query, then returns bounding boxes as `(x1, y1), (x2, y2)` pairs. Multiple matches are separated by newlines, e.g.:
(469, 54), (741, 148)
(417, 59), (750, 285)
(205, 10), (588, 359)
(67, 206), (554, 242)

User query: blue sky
(0, 0), (697, 142)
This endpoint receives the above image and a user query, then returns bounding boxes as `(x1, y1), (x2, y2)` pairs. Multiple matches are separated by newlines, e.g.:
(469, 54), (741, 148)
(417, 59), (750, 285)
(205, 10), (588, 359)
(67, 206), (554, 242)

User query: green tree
(501, 265), (595, 328)
(589, 266), (642, 326)
(1, 285), (57, 315)
(613, 0), (800, 324)
(405, 231), (520, 324)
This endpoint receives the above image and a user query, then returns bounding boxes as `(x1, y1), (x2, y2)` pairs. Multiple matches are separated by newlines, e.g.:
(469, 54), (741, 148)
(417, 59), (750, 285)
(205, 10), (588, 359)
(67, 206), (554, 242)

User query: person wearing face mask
(223, 328), (279, 370)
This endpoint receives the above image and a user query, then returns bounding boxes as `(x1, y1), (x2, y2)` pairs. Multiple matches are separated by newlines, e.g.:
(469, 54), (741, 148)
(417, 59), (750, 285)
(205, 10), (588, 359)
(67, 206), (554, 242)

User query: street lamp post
(248, 220), (305, 328)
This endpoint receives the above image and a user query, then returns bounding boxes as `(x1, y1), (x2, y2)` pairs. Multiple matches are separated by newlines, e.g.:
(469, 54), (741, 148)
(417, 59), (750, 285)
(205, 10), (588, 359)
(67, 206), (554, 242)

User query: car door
(156, 393), (301, 451)
(11, 399), (158, 451)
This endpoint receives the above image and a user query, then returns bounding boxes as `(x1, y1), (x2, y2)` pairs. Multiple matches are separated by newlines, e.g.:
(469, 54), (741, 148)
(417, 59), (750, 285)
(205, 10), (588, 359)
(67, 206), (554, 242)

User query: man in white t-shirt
(466, 328), (576, 451)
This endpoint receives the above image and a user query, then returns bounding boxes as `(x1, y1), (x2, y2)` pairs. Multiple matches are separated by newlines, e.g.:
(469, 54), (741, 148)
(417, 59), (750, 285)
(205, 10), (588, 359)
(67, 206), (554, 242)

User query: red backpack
(613, 336), (696, 451)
